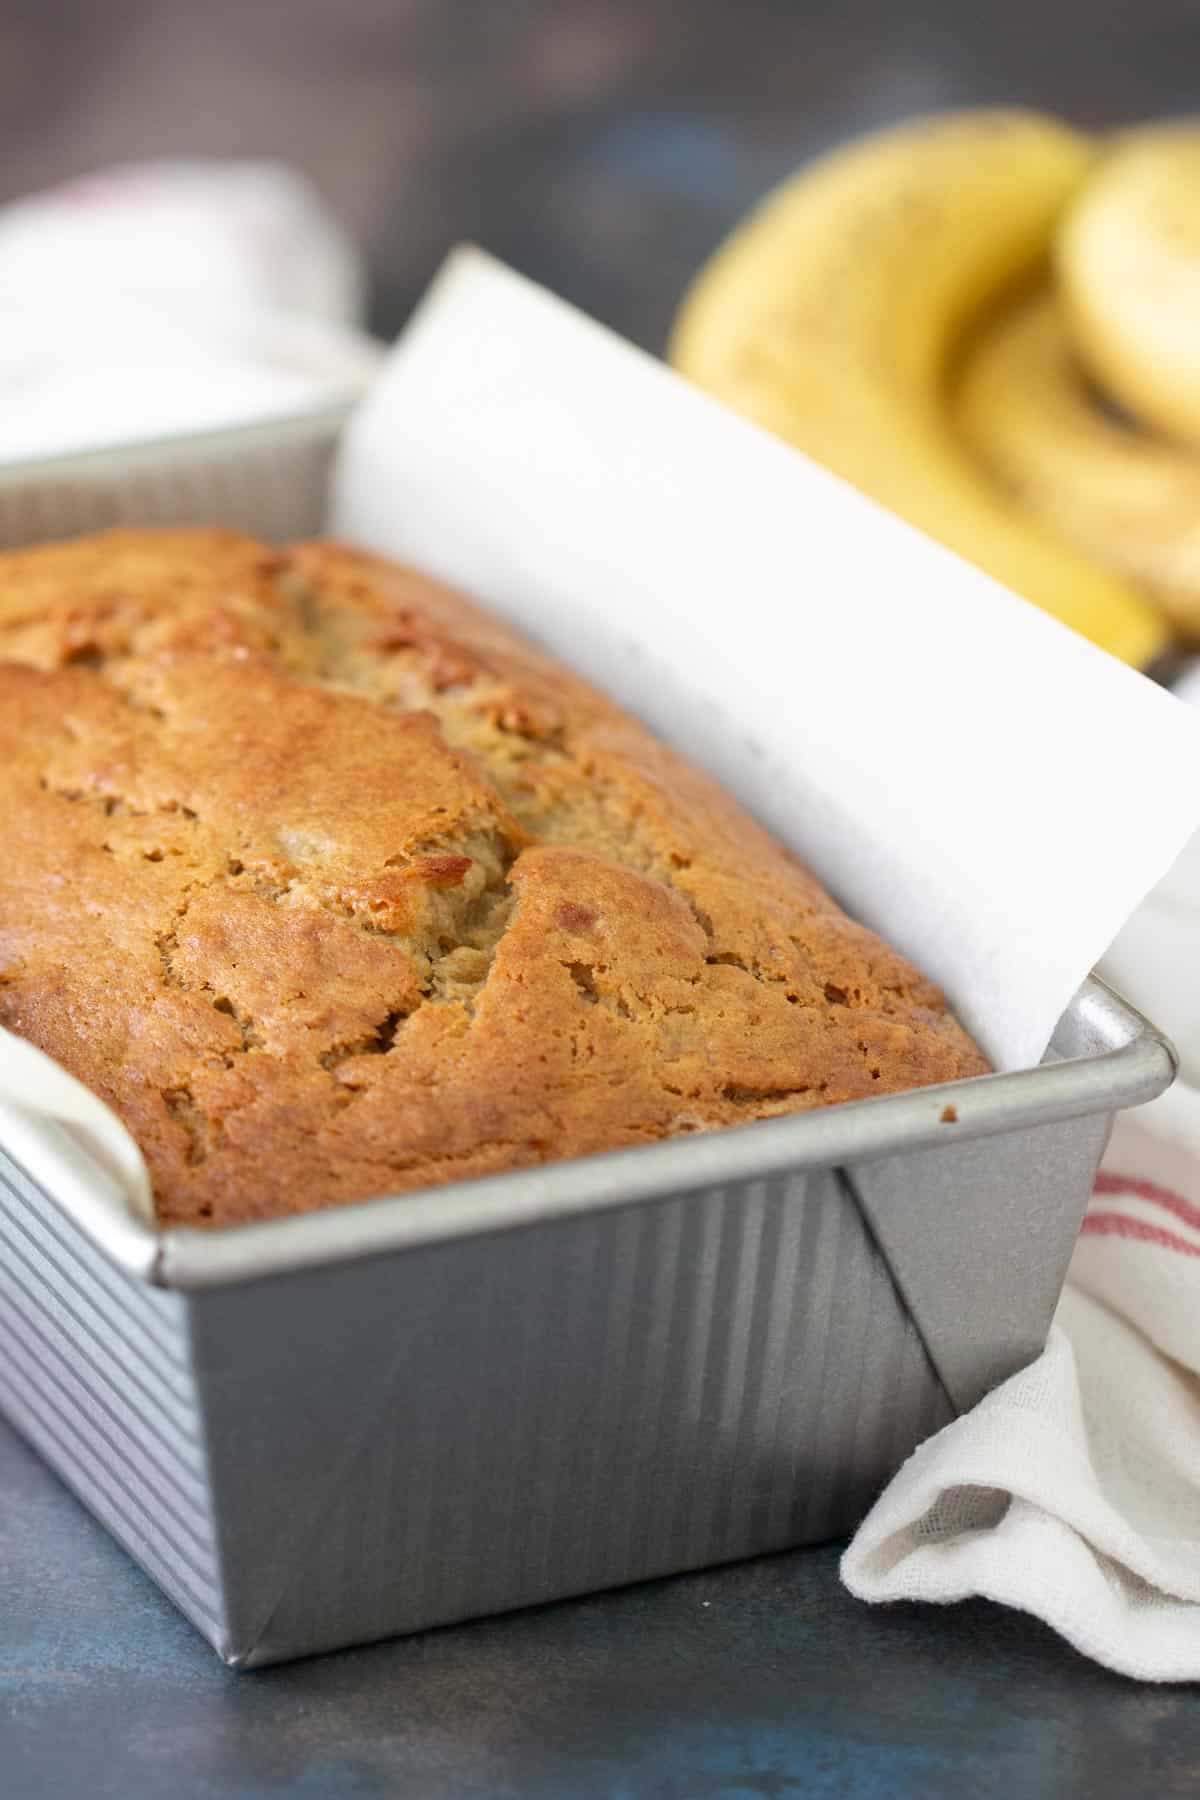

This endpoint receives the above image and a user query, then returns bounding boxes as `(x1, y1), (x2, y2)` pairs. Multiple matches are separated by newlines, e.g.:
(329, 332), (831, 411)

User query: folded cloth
(0, 161), (379, 464)
(0, 160), (365, 325)
(842, 1084), (1200, 1682)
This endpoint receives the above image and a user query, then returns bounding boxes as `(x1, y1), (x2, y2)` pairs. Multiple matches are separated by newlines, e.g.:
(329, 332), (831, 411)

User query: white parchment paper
(0, 1037), (153, 1223)
(332, 248), (1200, 1073)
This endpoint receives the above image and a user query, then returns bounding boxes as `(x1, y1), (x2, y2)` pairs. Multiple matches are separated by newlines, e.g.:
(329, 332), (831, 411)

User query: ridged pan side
(0, 407), (346, 551)
(0, 1152), (228, 1649)
(238, 1169), (951, 1665)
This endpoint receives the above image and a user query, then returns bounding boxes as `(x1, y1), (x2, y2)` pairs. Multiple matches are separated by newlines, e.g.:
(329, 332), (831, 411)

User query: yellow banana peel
(670, 110), (1168, 669)
(1058, 122), (1200, 451)
(955, 289), (1200, 640)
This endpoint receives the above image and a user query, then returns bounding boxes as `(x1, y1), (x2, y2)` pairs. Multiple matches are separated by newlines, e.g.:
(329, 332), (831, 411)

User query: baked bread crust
(0, 529), (987, 1226)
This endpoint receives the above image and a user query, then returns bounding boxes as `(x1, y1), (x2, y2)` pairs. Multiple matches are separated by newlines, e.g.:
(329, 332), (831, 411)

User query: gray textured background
(2, 0), (1197, 348)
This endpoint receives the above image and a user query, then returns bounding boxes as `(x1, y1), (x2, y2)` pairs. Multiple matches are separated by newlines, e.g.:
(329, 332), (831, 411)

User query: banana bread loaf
(0, 529), (987, 1227)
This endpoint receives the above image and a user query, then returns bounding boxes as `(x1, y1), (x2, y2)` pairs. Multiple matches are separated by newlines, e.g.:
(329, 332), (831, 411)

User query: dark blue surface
(2, 1411), (1198, 1799)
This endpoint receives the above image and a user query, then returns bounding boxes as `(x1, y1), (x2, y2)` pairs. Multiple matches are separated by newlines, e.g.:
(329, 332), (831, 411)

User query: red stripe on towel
(1081, 1210), (1200, 1258)
(1093, 1171), (1200, 1234)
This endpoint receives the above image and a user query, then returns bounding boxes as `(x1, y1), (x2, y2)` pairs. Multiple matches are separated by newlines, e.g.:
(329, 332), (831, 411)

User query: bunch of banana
(670, 110), (1200, 666)
(1059, 124), (1200, 450)
(954, 291), (1200, 638)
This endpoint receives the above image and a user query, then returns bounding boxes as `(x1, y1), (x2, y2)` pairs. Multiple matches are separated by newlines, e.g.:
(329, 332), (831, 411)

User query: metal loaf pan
(0, 416), (1178, 1666)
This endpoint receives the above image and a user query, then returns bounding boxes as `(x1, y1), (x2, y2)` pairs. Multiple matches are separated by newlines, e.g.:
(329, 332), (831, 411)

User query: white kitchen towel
(842, 1086), (1200, 1682)
(0, 160), (365, 325)
(0, 160), (380, 463)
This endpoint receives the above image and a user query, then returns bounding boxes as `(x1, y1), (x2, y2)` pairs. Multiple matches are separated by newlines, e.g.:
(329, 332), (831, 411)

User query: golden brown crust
(0, 529), (988, 1227)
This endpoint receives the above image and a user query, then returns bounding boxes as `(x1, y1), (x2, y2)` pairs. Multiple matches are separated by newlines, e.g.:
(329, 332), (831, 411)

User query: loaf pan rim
(0, 976), (1171, 1290)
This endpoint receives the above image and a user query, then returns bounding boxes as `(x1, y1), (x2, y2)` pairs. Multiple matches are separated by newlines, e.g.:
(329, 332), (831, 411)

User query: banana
(670, 110), (1168, 668)
(955, 289), (1200, 639)
(1058, 123), (1200, 449)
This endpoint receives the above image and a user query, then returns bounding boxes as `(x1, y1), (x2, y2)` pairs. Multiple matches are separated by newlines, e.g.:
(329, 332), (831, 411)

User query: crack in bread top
(0, 528), (987, 1226)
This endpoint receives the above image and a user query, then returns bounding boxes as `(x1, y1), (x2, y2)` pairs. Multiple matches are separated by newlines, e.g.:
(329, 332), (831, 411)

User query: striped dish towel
(842, 1083), (1200, 1682)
